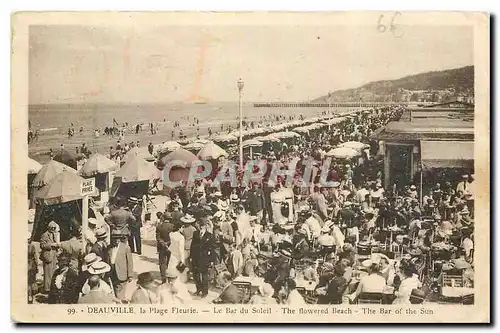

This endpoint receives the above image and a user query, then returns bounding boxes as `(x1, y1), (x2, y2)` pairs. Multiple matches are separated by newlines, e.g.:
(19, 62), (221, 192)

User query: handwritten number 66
(377, 12), (404, 38)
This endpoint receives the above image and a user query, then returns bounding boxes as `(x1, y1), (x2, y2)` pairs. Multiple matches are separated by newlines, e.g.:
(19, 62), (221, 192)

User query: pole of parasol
(237, 78), (244, 170)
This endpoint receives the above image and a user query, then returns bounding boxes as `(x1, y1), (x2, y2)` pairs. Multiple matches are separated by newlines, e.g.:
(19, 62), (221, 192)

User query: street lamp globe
(237, 78), (244, 92)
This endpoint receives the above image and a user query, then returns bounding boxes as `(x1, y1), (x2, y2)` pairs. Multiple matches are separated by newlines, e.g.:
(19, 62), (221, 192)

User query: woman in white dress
(167, 224), (187, 283)
(393, 264), (422, 305)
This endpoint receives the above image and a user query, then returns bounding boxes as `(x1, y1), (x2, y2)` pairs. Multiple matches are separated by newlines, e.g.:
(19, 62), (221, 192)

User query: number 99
(67, 308), (76, 315)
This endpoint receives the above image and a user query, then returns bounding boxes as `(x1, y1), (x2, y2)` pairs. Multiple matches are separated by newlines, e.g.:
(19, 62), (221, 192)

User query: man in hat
(292, 229), (311, 260)
(190, 217), (216, 298)
(247, 182), (264, 220)
(131, 272), (158, 304)
(214, 211), (234, 261)
(59, 227), (85, 272)
(91, 228), (110, 266)
(106, 197), (134, 238)
(39, 221), (60, 293)
(48, 252), (80, 304)
(108, 231), (134, 299)
(128, 197), (143, 254)
(80, 259), (117, 300)
(78, 275), (115, 304)
(214, 272), (245, 304)
(156, 212), (175, 283)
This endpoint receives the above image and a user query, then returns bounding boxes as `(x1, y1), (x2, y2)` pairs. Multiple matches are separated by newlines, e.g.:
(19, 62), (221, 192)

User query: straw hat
(214, 211), (224, 219)
(95, 228), (108, 239)
(343, 201), (352, 207)
(278, 249), (293, 259)
(219, 202), (229, 211)
(87, 261), (111, 275)
(180, 214), (196, 224)
(230, 194), (240, 203)
(82, 253), (102, 271)
(321, 225), (331, 233)
(214, 191), (223, 197)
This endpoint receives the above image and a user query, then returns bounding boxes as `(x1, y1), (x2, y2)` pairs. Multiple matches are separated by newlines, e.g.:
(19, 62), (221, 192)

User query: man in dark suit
(106, 198), (134, 237)
(128, 197), (143, 254)
(190, 218), (216, 298)
(40, 222), (59, 293)
(247, 182), (264, 219)
(48, 253), (80, 304)
(156, 213), (175, 283)
(90, 229), (110, 265)
(292, 229), (311, 260)
(108, 232), (134, 300)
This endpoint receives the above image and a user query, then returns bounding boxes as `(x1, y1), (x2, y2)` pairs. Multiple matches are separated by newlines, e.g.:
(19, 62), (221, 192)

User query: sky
(29, 24), (474, 104)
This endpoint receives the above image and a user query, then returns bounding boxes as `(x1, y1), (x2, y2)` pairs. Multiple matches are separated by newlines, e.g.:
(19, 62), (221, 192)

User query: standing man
(180, 214), (197, 278)
(247, 182), (264, 222)
(156, 213), (175, 284)
(190, 218), (216, 298)
(105, 197), (134, 238)
(39, 221), (60, 294)
(128, 197), (143, 255)
(108, 231), (134, 299)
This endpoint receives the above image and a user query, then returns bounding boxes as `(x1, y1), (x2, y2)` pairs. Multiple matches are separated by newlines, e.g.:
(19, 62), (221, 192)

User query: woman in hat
(130, 272), (158, 304)
(157, 267), (191, 305)
(167, 223), (187, 283)
(393, 262), (422, 305)
(347, 258), (386, 303)
(281, 278), (306, 305)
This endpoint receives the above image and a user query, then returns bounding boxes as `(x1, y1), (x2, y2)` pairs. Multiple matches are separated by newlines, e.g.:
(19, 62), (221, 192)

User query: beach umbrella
(274, 131), (301, 139)
(197, 142), (228, 160)
(122, 147), (156, 164)
(325, 147), (361, 159)
(78, 153), (118, 177)
(32, 159), (77, 188)
(338, 141), (370, 151)
(212, 133), (237, 143)
(183, 141), (207, 153)
(115, 155), (152, 183)
(28, 157), (43, 175)
(243, 139), (263, 148)
(158, 141), (181, 153)
(257, 135), (281, 143)
(53, 147), (80, 169)
(35, 170), (85, 205)
(294, 127), (310, 134)
(159, 147), (198, 168)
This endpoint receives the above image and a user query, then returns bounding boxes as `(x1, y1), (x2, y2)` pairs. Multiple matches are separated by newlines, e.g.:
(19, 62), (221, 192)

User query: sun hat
(87, 261), (111, 275)
(95, 228), (108, 239)
(82, 253), (102, 271)
(180, 214), (196, 224)
(214, 191), (223, 197)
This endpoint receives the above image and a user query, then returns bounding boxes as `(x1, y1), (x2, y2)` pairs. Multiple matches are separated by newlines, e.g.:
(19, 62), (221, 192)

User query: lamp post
(237, 78), (244, 170)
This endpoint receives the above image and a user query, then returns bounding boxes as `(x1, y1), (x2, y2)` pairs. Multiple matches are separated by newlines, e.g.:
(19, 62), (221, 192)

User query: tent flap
(421, 140), (474, 170)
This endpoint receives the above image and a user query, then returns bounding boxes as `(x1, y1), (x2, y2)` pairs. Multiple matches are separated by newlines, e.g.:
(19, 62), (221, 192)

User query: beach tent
(121, 146), (156, 165)
(156, 141), (181, 156)
(159, 147), (198, 168)
(110, 156), (151, 199)
(243, 139), (263, 148)
(53, 147), (81, 170)
(79, 153), (118, 195)
(183, 140), (207, 154)
(157, 148), (199, 188)
(212, 133), (238, 143)
(197, 141), (228, 160)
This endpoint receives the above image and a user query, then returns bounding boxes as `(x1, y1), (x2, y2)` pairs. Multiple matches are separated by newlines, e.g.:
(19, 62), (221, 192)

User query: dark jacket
(156, 221), (175, 253)
(47, 267), (80, 304)
(190, 230), (216, 270)
(107, 207), (134, 235)
(247, 189), (264, 215)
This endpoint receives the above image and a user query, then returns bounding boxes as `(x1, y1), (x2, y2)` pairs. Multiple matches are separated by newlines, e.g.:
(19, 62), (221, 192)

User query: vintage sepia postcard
(11, 11), (490, 323)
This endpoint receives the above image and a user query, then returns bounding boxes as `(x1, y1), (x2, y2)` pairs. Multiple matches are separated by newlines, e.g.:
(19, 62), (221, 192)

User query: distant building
(371, 105), (474, 196)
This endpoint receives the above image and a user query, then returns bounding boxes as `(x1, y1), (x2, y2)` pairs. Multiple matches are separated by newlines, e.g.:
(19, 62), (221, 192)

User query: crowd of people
(28, 105), (475, 306)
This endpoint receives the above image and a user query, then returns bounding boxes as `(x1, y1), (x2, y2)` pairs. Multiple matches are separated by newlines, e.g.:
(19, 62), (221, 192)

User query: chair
(357, 292), (384, 304)
(442, 271), (464, 288)
(304, 294), (319, 304)
(232, 281), (252, 304)
(461, 294), (474, 305)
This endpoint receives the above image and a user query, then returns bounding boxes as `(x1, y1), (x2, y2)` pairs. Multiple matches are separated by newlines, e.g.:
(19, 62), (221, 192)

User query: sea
(28, 102), (357, 163)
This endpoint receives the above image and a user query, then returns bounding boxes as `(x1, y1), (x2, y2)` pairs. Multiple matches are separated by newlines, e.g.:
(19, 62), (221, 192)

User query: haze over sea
(28, 102), (355, 163)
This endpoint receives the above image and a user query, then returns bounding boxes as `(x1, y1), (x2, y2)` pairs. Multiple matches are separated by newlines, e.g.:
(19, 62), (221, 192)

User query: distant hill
(313, 66), (474, 103)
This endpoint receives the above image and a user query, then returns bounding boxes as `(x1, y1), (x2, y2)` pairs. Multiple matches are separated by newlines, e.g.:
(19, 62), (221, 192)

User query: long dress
(167, 231), (187, 282)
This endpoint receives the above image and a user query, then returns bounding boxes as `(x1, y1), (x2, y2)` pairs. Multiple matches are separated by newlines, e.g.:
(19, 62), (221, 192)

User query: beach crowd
(28, 105), (475, 306)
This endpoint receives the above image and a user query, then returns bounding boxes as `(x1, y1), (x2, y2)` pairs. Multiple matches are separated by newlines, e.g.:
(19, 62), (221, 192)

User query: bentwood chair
(232, 281), (252, 304)
(357, 292), (384, 304)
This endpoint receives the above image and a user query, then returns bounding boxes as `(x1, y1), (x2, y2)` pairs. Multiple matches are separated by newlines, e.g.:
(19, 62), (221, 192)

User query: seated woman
(249, 283), (277, 305)
(392, 263), (421, 305)
(282, 278), (306, 305)
(347, 258), (387, 303)
(316, 263), (347, 305)
(213, 272), (245, 304)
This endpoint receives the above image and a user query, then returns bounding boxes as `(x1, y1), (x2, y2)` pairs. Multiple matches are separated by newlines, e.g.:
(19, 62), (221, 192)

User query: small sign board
(80, 178), (97, 196)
